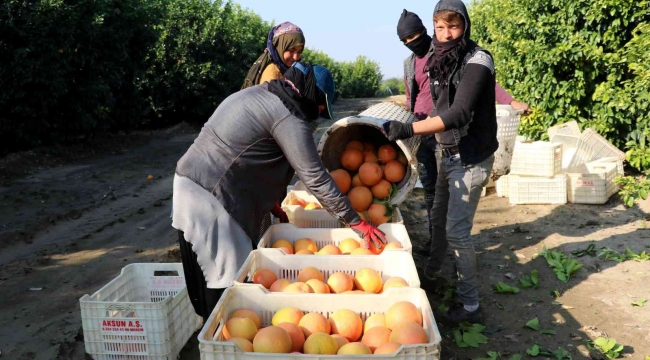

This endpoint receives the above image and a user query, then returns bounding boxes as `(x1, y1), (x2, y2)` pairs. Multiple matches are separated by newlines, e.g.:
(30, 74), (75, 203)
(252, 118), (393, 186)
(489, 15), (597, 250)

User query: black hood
(433, 0), (471, 40)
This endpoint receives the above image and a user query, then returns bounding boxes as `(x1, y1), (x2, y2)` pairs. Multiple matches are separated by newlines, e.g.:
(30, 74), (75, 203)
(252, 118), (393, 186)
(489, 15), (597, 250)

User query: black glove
(271, 202), (289, 223)
(382, 121), (414, 141)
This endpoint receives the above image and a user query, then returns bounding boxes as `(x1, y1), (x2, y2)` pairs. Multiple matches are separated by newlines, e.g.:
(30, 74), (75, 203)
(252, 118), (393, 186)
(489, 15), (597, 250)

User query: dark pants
(416, 137), (439, 244)
(178, 231), (225, 323)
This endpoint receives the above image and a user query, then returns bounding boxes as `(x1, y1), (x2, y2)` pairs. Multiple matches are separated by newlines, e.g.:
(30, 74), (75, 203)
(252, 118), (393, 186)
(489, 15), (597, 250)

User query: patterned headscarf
(241, 22), (305, 89)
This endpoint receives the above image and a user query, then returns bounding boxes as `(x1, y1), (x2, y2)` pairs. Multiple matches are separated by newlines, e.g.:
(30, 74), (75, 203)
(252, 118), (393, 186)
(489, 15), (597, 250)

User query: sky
(233, 0), (471, 80)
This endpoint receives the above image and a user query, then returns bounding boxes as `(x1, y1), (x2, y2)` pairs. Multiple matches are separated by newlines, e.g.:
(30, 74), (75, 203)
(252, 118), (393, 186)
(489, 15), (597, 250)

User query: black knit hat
(397, 9), (426, 41)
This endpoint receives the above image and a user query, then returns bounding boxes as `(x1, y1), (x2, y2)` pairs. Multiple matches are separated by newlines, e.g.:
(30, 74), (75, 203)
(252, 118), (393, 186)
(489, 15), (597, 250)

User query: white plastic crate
(508, 175), (567, 205)
(233, 249), (420, 289)
(198, 286), (441, 360)
(257, 223), (413, 254)
(509, 141), (562, 177)
(590, 157), (624, 175)
(79, 263), (202, 360)
(492, 105), (523, 176)
(567, 128), (626, 170)
(282, 190), (404, 228)
(496, 175), (509, 197)
(566, 161), (619, 204)
(550, 134), (580, 171)
(547, 120), (581, 139)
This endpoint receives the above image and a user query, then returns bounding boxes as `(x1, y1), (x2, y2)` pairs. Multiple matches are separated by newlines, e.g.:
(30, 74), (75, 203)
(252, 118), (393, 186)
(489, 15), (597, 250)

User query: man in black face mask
(397, 9), (439, 259)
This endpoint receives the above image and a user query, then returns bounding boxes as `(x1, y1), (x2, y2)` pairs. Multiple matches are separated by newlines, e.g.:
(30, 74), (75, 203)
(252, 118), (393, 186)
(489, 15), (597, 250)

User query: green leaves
(527, 344), (572, 359)
(598, 246), (650, 262)
(474, 351), (522, 360)
(519, 269), (539, 289)
(469, 0), (650, 171)
(631, 298), (647, 307)
(615, 175), (650, 207)
(525, 317), (541, 331)
(571, 244), (597, 257)
(493, 281), (520, 294)
(453, 322), (489, 348)
(525, 317), (556, 335)
(539, 246), (583, 282)
(593, 337), (625, 358)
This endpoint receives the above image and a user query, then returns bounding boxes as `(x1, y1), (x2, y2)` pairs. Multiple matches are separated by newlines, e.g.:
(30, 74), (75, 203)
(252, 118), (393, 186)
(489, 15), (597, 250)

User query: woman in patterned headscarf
(241, 21), (305, 89)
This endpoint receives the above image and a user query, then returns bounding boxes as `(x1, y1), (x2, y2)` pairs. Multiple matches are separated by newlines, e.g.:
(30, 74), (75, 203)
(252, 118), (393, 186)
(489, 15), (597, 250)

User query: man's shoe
(434, 304), (482, 325)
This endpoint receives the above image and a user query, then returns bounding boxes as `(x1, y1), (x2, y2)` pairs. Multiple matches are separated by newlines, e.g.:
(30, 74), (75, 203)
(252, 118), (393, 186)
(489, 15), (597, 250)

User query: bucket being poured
(317, 102), (421, 206)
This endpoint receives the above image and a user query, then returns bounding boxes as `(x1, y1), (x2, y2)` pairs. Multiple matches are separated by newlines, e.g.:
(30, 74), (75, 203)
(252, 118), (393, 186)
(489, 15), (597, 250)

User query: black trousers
(178, 230), (225, 323)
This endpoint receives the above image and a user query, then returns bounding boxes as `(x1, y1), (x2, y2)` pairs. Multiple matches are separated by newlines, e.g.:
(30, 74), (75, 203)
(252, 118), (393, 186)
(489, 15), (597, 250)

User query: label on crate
(576, 180), (595, 187)
(101, 318), (145, 334)
(148, 276), (185, 290)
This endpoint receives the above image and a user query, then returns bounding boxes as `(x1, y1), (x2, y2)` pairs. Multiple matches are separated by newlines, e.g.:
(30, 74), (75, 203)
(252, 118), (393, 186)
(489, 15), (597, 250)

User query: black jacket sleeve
(438, 52), (495, 131)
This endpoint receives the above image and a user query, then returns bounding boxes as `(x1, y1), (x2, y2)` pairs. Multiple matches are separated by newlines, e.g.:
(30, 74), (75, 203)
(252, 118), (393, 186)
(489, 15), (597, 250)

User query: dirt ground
(0, 96), (648, 360)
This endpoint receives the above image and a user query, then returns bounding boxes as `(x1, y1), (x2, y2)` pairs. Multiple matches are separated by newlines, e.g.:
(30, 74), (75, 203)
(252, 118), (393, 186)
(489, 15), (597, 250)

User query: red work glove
(350, 220), (387, 249)
(271, 202), (289, 223)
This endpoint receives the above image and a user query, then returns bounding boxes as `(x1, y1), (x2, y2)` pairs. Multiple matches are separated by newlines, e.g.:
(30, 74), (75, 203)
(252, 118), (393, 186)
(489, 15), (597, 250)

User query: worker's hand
(381, 121), (414, 141)
(271, 202), (289, 223)
(510, 100), (530, 115)
(350, 220), (387, 249)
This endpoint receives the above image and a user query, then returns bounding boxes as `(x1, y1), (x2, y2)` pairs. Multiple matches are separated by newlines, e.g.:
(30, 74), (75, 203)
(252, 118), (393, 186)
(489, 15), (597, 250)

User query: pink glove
(350, 220), (387, 249)
(271, 202), (289, 223)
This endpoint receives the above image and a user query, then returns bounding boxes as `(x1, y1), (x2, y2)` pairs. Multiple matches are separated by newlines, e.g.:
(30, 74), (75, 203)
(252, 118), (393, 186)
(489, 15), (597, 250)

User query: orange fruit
(327, 272), (354, 294)
(230, 309), (262, 329)
(330, 169), (352, 194)
(389, 322), (428, 345)
(353, 268), (383, 294)
(348, 186), (373, 212)
(299, 312), (331, 337)
(384, 160), (406, 183)
(341, 149), (364, 171)
(253, 326), (292, 353)
(358, 162), (383, 187)
(385, 302), (422, 330)
(378, 145), (397, 164)
(252, 269), (277, 289)
(329, 309), (363, 342)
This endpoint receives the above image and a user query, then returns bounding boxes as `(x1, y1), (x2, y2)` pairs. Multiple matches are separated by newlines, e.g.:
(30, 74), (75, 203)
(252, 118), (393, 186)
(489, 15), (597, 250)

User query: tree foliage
(469, 0), (650, 170)
(0, 0), (382, 155)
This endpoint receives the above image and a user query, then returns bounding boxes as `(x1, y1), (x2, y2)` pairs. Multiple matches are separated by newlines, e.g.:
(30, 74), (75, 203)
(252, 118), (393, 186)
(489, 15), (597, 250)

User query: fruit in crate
(371, 179), (391, 199)
(303, 332), (339, 354)
(329, 169), (351, 194)
(305, 279), (330, 293)
(276, 322), (305, 353)
(368, 203), (391, 225)
(295, 249), (314, 255)
(230, 309), (262, 329)
(337, 342), (372, 355)
(353, 268), (383, 294)
(389, 322), (428, 344)
(294, 238), (318, 253)
(382, 277), (408, 292)
(223, 317), (258, 342)
(331, 334), (349, 349)
(358, 162), (383, 186)
(350, 248), (374, 255)
(374, 341), (401, 354)
(351, 173), (363, 188)
(364, 151), (378, 163)
(226, 337), (254, 352)
(299, 312), (331, 337)
(378, 144), (397, 164)
(252, 326), (292, 353)
(272, 307), (304, 326)
(386, 301), (423, 329)
(329, 309), (363, 342)
(252, 269), (277, 289)
(364, 313), (386, 333)
(304, 202), (322, 210)
(384, 160), (406, 183)
(283, 282), (314, 293)
(297, 266), (325, 282)
(271, 239), (293, 254)
(345, 140), (364, 152)
(289, 197), (307, 207)
(361, 326), (392, 352)
(383, 241), (403, 250)
(269, 279), (291, 292)
(348, 186), (373, 211)
(340, 148), (364, 171)
(327, 272), (354, 294)
(338, 238), (360, 254)
(317, 244), (342, 255)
